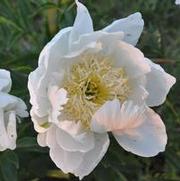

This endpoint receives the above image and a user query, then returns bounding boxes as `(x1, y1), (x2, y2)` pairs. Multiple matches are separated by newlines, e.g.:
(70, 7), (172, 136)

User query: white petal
(48, 87), (68, 123)
(113, 107), (167, 157)
(30, 110), (50, 133)
(47, 124), (84, 173)
(37, 133), (47, 147)
(103, 12), (144, 45)
(6, 111), (17, 150)
(28, 68), (50, 117)
(69, 0), (93, 43)
(145, 58), (176, 107)
(50, 143), (84, 174)
(0, 69), (12, 93)
(50, 133), (109, 179)
(91, 99), (121, 133)
(0, 109), (9, 151)
(46, 125), (57, 148)
(74, 133), (109, 179)
(0, 92), (18, 109)
(0, 110), (17, 151)
(56, 121), (95, 152)
(128, 76), (149, 104)
(28, 27), (72, 117)
(15, 98), (28, 118)
(68, 31), (124, 56)
(175, 0), (180, 5)
(112, 41), (150, 78)
(0, 92), (28, 118)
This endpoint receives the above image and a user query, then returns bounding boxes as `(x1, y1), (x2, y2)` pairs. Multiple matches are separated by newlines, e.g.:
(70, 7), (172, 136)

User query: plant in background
(28, 0), (176, 179)
(0, 69), (28, 151)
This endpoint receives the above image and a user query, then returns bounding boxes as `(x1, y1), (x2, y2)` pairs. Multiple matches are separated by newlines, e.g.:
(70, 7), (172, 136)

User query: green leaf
(17, 137), (38, 149)
(0, 150), (19, 181)
(0, 16), (22, 31)
(16, 137), (48, 153)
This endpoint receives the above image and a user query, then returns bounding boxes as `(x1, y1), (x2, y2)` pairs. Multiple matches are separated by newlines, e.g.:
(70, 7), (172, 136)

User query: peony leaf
(0, 150), (19, 181)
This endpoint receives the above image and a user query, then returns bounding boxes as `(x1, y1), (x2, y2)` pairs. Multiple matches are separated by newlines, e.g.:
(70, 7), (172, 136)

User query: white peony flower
(0, 69), (28, 151)
(175, 0), (180, 5)
(28, 0), (176, 179)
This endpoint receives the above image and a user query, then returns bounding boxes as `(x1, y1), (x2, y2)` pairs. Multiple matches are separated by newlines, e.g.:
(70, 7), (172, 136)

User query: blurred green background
(0, 0), (179, 180)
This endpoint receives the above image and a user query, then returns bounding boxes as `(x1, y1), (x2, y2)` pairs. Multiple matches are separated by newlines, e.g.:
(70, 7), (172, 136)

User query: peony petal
(0, 92), (18, 109)
(28, 67), (51, 117)
(69, 30), (124, 53)
(46, 124), (85, 173)
(46, 125), (57, 148)
(175, 0), (180, 5)
(56, 121), (95, 152)
(103, 12), (144, 45)
(48, 87), (68, 123)
(91, 99), (145, 133)
(113, 107), (167, 157)
(91, 99), (121, 133)
(128, 76), (149, 104)
(15, 98), (28, 118)
(50, 143), (84, 174)
(0, 109), (9, 151)
(113, 41), (150, 78)
(145, 58), (176, 107)
(28, 27), (72, 117)
(30, 110), (50, 133)
(73, 133), (110, 180)
(0, 69), (12, 93)
(37, 133), (47, 147)
(50, 133), (109, 179)
(6, 111), (17, 150)
(69, 0), (93, 43)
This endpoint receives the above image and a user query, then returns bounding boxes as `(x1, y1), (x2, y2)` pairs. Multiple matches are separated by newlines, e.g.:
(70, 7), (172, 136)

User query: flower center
(61, 53), (131, 129)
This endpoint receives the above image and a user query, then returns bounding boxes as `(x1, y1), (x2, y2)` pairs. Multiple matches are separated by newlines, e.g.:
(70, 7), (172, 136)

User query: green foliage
(0, 0), (179, 180)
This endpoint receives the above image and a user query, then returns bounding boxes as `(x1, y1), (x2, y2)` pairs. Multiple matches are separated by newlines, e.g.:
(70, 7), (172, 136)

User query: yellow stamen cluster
(61, 53), (131, 129)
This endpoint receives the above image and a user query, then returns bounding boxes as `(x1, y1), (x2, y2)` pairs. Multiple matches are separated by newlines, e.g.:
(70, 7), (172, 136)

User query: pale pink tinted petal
(145, 58), (176, 107)
(91, 99), (121, 133)
(113, 107), (167, 157)
(92, 100), (145, 133)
